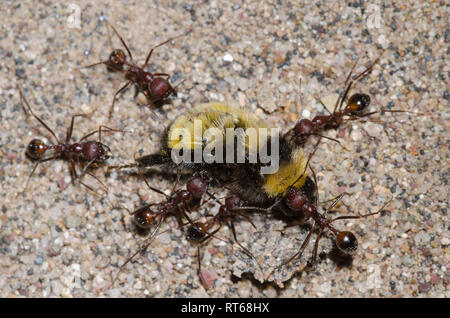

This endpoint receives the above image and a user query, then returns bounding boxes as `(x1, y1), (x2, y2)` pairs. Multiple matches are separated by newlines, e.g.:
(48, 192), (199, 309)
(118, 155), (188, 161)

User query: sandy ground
(0, 0), (448, 297)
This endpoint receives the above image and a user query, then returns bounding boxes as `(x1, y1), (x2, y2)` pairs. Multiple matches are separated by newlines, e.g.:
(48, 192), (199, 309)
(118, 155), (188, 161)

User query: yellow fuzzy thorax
(167, 102), (270, 151)
(262, 148), (308, 197)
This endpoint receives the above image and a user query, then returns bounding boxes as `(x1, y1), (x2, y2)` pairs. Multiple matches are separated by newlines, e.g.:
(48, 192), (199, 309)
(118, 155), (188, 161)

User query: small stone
(34, 256), (43, 265)
(441, 237), (450, 246)
(64, 215), (81, 229)
(223, 53), (234, 62)
(418, 282), (432, 293)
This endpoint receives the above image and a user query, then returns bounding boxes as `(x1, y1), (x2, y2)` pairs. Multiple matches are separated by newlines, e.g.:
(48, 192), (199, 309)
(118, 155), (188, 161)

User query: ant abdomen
(134, 209), (157, 229)
(26, 139), (48, 160)
(347, 93), (370, 114)
(335, 231), (358, 255)
(186, 222), (207, 242)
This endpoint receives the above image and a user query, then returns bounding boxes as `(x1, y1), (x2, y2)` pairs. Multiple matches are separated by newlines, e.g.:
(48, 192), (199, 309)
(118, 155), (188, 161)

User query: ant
(289, 54), (417, 146)
(111, 165), (257, 289)
(268, 146), (391, 278)
(225, 137), (391, 277)
(83, 21), (189, 119)
(18, 85), (121, 195)
(111, 168), (211, 284)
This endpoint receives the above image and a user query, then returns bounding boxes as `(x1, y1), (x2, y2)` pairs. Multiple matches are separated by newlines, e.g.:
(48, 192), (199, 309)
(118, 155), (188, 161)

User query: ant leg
(266, 223), (316, 279)
(19, 154), (62, 195)
(332, 62), (358, 114)
(313, 95), (333, 116)
(143, 30), (190, 67)
(309, 162), (319, 207)
(133, 153), (170, 199)
(106, 22), (134, 62)
(110, 216), (165, 288)
(153, 73), (171, 79)
(196, 246), (202, 276)
(109, 81), (131, 119)
(68, 158), (100, 195)
(228, 221), (260, 269)
(66, 114), (90, 143)
(18, 162), (40, 196)
(79, 125), (124, 143)
(329, 197), (392, 224)
(312, 133), (351, 152)
(17, 85), (60, 143)
(81, 60), (109, 69)
(290, 135), (323, 187)
(304, 228), (324, 271)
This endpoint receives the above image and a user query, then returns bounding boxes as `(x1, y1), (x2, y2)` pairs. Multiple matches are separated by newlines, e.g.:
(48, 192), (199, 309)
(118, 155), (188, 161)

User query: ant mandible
(83, 21), (189, 119)
(18, 85), (121, 195)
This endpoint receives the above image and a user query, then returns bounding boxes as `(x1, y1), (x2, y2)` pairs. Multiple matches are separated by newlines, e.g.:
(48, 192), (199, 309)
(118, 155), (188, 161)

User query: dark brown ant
(266, 145), (392, 276)
(290, 54), (417, 145)
(111, 170), (212, 284)
(83, 21), (189, 119)
(18, 85), (121, 195)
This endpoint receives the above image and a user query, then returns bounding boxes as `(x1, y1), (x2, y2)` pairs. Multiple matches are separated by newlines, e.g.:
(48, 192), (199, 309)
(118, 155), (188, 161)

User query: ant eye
(347, 94), (370, 114)
(26, 139), (46, 160)
(336, 231), (358, 255)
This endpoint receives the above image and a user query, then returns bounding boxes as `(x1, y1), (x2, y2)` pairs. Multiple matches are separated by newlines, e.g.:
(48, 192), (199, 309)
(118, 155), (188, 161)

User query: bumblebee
(132, 102), (317, 214)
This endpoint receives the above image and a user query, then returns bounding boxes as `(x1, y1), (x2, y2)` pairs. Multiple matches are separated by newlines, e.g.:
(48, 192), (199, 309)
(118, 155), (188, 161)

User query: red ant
(225, 137), (391, 277)
(111, 165), (257, 289)
(18, 85), (121, 195)
(272, 144), (391, 276)
(290, 54), (417, 145)
(111, 168), (211, 284)
(83, 21), (189, 119)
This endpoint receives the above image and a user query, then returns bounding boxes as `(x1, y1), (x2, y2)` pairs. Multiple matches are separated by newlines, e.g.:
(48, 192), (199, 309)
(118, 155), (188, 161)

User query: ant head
(186, 222), (206, 242)
(225, 195), (243, 210)
(186, 176), (208, 199)
(335, 231), (358, 255)
(82, 142), (111, 161)
(292, 119), (314, 144)
(149, 77), (174, 100)
(26, 139), (48, 160)
(108, 49), (126, 69)
(134, 209), (156, 229)
(347, 93), (370, 115)
(284, 187), (307, 212)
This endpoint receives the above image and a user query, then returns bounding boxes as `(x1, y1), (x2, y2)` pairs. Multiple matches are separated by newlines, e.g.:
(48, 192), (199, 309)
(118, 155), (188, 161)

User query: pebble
(64, 215), (81, 229)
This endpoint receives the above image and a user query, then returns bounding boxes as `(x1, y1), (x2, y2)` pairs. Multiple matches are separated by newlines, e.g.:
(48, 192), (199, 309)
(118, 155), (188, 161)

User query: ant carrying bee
(18, 85), (122, 195)
(110, 164), (258, 289)
(82, 21), (190, 119)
